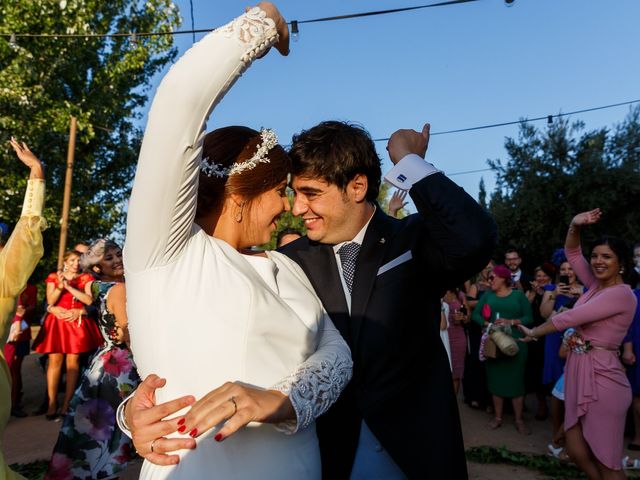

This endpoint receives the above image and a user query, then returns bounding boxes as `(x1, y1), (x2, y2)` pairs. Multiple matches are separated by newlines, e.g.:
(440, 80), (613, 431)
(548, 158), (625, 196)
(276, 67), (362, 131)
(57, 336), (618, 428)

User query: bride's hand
(181, 382), (294, 441)
(253, 2), (289, 56)
(570, 208), (601, 228)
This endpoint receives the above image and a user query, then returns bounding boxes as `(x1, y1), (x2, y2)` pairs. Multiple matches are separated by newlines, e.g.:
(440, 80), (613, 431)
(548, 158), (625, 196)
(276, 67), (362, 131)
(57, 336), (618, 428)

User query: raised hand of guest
(9, 137), (44, 179)
(388, 190), (408, 218)
(571, 208), (602, 227)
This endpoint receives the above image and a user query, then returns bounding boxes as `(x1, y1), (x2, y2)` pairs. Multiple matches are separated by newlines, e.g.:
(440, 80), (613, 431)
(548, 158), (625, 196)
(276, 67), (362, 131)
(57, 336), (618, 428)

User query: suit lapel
(297, 243), (353, 345)
(350, 208), (394, 351)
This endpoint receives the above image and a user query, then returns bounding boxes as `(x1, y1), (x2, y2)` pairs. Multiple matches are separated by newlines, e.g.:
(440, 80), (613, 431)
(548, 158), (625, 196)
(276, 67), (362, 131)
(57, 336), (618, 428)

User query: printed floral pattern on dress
(562, 327), (592, 354)
(45, 281), (141, 480)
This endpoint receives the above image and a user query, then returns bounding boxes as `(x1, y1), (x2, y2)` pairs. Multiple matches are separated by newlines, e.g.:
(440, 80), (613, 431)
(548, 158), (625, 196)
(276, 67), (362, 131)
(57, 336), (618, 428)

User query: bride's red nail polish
(215, 433), (223, 442)
(178, 425), (186, 433)
(189, 429), (198, 438)
(177, 418), (185, 426)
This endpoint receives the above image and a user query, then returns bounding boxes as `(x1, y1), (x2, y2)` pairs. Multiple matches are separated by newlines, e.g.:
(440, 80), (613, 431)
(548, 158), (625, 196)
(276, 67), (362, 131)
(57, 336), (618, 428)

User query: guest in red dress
(33, 250), (102, 419)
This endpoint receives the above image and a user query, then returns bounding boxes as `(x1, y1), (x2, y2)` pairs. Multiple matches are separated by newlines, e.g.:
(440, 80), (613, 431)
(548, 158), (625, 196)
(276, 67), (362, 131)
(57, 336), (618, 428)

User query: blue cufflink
(397, 174), (407, 183)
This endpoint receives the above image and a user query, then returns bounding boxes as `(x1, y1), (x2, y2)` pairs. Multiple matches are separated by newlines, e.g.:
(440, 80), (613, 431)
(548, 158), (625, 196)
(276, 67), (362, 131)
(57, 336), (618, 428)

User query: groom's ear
(347, 174), (368, 203)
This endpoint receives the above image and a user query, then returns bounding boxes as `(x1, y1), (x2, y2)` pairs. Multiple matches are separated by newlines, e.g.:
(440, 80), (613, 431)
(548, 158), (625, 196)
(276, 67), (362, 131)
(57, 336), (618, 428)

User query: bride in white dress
(122, 3), (352, 478)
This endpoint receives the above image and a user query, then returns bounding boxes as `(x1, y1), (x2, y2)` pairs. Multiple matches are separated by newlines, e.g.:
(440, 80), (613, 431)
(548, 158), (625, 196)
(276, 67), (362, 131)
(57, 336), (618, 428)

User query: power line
(296, 0), (480, 25)
(371, 98), (640, 142)
(448, 167), (493, 177)
(1, 0), (482, 40)
(189, 0), (196, 44)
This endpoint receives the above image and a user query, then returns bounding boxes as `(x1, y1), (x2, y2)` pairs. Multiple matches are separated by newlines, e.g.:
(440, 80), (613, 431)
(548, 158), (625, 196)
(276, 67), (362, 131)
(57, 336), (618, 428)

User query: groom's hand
(128, 374), (196, 465)
(387, 123), (430, 164)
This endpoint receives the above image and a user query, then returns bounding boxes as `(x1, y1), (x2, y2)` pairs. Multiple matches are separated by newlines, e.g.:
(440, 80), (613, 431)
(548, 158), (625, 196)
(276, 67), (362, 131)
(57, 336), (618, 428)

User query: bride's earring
(235, 202), (245, 223)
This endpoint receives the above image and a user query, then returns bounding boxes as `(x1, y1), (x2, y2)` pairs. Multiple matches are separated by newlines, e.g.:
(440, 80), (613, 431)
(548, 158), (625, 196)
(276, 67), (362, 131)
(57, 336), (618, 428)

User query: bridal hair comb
(201, 128), (278, 177)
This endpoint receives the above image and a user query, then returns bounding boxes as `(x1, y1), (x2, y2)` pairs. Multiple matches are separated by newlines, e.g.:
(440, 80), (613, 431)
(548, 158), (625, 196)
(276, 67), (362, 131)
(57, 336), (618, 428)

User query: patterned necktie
(338, 242), (360, 294)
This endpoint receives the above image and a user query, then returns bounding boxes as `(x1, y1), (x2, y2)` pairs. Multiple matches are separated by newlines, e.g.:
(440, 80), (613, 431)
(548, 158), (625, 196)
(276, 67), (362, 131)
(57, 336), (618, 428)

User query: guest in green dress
(472, 264), (533, 435)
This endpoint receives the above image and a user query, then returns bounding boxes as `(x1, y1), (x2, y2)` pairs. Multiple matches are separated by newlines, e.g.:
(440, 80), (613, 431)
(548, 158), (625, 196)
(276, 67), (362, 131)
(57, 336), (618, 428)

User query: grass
(9, 460), (47, 480)
(11, 447), (640, 479)
(467, 445), (640, 479)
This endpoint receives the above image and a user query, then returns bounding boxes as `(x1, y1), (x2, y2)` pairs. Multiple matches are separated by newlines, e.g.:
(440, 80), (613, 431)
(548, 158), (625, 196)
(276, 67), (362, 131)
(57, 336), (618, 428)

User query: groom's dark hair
(289, 121), (382, 202)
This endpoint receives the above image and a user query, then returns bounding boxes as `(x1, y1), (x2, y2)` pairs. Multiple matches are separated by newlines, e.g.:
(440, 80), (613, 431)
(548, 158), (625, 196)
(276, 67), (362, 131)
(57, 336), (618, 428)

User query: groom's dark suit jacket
(281, 173), (497, 479)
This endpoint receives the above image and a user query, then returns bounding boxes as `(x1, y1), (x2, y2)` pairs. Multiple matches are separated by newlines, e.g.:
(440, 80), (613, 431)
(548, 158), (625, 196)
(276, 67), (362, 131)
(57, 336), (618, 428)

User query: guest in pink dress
(443, 288), (469, 394)
(520, 208), (637, 479)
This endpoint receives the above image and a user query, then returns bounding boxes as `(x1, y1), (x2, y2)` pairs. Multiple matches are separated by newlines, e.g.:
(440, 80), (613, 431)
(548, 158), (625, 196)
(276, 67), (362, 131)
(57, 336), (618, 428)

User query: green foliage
(487, 107), (640, 264)
(260, 190), (306, 250)
(0, 0), (181, 278)
(478, 177), (487, 210)
(466, 445), (587, 479)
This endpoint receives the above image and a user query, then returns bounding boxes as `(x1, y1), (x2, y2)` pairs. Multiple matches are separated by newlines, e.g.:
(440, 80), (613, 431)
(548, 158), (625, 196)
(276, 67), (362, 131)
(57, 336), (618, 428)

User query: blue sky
(144, 0), (640, 209)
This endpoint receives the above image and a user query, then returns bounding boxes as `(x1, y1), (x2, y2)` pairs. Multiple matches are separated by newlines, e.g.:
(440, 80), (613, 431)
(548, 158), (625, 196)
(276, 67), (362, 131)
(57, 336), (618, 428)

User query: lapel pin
(379, 238), (385, 244)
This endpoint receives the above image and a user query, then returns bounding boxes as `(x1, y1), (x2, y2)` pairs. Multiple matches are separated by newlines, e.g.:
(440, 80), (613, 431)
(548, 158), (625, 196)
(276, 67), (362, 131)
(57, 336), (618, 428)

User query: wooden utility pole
(57, 116), (77, 270)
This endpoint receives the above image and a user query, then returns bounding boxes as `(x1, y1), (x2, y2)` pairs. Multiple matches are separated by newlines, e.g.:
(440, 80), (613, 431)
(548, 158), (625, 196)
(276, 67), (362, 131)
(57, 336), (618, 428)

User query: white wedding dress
(124, 8), (352, 479)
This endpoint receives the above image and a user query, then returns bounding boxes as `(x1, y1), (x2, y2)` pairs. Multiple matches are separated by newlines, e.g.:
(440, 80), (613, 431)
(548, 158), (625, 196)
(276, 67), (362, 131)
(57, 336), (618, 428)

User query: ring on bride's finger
(229, 396), (238, 415)
(150, 439), (157, 453)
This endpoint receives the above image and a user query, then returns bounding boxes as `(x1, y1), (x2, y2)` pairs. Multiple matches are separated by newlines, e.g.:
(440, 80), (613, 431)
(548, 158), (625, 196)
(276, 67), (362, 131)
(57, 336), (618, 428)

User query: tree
(487, 106), (640, 266)
(0, 0), (181, 277)
(478, 177), (487, 210)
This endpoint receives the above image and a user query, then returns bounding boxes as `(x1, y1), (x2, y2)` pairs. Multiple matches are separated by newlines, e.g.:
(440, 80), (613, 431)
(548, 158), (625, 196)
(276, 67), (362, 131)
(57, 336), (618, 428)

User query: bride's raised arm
(125, 4), (287, 273)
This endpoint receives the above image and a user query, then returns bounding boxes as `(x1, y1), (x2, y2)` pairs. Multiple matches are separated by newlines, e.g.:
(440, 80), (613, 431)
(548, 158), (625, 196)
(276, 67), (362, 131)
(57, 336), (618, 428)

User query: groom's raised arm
(385, 124), (497, 287)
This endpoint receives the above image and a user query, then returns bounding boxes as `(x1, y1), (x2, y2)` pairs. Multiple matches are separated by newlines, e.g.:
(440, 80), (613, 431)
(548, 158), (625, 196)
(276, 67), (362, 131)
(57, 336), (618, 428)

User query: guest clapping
(33, 250), (102, 419)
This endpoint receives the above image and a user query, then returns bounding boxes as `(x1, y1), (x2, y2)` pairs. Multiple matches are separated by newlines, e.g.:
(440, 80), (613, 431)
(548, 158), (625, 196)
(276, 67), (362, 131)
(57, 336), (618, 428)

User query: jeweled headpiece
(201, 128), (278, 178)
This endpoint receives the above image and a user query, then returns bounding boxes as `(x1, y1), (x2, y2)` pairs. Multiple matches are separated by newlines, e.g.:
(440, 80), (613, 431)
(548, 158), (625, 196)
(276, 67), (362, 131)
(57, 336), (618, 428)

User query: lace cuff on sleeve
(271, 323), (353, 434)
(220, 7), (278, 63)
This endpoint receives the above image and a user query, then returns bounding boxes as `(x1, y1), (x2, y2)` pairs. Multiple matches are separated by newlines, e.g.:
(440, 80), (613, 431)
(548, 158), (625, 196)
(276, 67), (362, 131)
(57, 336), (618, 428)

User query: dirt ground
(4, 353), (638, 479)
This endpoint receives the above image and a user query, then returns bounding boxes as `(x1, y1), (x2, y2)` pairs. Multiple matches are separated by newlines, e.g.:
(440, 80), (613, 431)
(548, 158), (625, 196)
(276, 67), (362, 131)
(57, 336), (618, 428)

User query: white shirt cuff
(383, 154), (441, 190)
(116, 391), (136, 439)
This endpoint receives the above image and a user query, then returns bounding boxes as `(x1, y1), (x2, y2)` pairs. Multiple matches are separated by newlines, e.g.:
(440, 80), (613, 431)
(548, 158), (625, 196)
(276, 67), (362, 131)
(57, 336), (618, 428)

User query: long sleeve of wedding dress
(272, 311), (352, 433)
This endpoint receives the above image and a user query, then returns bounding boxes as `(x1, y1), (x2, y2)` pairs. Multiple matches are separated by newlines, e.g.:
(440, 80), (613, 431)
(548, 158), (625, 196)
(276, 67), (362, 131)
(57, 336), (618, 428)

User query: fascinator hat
(491, 264), (512, 282)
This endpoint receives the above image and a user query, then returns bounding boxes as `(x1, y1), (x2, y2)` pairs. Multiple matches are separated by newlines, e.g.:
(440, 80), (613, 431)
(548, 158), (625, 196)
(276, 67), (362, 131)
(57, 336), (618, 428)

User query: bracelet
(119, 399), (132, 432)
(530, 327), (539, 341)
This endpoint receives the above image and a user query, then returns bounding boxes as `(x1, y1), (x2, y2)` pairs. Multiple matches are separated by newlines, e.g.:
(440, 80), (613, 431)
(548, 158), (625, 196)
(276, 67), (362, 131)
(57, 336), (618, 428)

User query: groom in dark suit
(280, 120), (496, 479)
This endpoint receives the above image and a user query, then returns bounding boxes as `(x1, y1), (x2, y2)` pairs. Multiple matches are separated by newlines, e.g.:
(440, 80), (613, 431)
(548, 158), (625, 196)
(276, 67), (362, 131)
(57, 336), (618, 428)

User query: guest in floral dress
(45, 239), (140, 480)
(520, 209), (637, 478)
